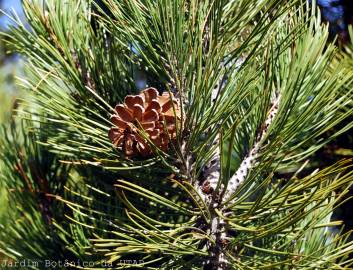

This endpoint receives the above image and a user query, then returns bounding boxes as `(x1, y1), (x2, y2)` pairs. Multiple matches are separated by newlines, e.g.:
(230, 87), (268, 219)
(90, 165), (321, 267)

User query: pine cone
(108, 87), (181, 156)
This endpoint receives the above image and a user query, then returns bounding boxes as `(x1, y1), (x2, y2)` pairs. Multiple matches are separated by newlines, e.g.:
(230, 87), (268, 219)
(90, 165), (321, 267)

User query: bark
(199, 92), (281, 269)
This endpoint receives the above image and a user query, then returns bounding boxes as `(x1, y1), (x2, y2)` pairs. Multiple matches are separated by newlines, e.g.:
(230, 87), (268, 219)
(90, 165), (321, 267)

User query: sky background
(0, 0), (23, 29)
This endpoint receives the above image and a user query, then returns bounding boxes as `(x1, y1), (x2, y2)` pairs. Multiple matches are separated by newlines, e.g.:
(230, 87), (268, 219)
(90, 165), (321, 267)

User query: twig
(223, 93), (280, 202)
(199, 88), (281, 269)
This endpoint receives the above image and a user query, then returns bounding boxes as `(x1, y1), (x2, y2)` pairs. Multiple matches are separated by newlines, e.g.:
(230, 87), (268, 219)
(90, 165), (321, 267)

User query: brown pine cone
(108, 87), (181, 156)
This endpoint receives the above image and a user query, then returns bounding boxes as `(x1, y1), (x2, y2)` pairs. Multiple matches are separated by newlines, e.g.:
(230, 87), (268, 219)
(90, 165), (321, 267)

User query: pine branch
(197, 134), (224, 269)
(3, 1), (353, 269)
(223, 92), (281, 203)
(197, 92), (280, 269)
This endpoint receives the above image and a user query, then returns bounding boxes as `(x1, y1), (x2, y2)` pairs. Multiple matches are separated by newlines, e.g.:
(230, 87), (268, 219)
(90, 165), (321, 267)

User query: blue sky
(317, 0), (345, 33)
(0, 0), (24, 29)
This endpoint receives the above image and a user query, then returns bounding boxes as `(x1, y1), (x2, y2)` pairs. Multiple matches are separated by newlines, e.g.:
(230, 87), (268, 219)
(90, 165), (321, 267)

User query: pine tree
(1, 0), (353, 269)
